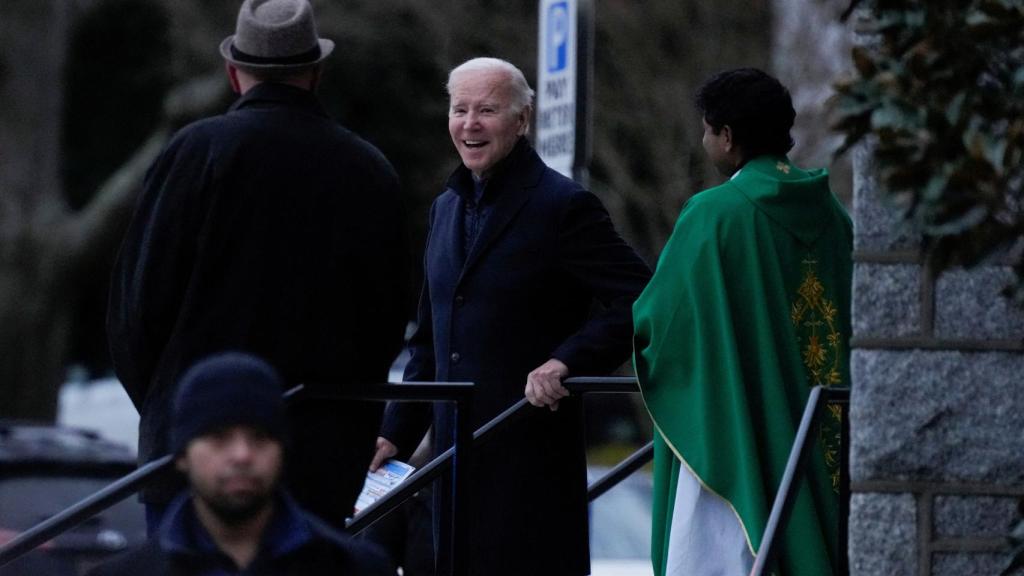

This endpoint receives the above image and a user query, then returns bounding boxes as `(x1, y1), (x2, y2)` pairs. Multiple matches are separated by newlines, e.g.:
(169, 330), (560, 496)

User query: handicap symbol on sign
(546, 1), (569, 73)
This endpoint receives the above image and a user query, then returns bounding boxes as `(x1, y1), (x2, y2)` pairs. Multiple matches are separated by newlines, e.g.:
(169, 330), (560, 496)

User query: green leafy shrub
(833, 0), (1024, 305)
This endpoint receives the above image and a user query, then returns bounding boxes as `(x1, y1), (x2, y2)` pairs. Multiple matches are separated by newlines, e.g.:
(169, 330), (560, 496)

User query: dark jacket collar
(228, 82), (328, 119)
(442, 138), (547, 276)
(159, 489), (315, 563)
(445, 137), (537, 204)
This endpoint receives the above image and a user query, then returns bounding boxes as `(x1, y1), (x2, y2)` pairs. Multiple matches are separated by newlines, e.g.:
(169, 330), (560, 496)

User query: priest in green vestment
(633, 68), (852, 576)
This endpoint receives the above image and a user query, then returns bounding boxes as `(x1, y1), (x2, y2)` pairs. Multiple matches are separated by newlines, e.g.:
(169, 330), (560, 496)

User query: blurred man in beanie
(107, 0), (409, 532)
(87, 352), (394, 576)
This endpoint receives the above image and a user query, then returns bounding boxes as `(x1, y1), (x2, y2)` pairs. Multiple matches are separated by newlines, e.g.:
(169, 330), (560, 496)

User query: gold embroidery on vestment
(791, 258), (844, 493)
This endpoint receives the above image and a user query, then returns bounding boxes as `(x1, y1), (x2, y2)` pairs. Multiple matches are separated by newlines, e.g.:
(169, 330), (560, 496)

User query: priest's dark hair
(695, 67), (796, 158)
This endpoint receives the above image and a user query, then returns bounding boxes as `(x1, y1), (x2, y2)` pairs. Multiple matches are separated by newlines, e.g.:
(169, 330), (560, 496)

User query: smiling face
(448, 69), (529, 180)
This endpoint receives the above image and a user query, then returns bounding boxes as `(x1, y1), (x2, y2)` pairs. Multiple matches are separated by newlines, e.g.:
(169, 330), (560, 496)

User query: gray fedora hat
(220, 0), (334, 69)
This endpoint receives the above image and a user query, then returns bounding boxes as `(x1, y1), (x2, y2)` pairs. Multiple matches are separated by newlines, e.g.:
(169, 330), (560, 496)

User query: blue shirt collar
(159, 490), (315, 564)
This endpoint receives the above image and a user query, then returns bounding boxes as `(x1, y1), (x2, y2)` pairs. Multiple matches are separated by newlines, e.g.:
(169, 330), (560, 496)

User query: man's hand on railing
(524, 358), (570, 412)
(369, 436), (399, 472)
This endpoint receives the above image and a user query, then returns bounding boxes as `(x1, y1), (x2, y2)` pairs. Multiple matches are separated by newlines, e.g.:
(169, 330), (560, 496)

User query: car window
(0, 476), (145, 574)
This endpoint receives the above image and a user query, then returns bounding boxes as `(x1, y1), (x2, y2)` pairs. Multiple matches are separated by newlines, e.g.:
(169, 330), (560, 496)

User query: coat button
(450, 352), (461, 364)
(455, 295), (465, 306)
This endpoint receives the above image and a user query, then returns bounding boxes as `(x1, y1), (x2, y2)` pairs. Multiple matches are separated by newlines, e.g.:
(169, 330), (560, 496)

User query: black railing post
(345, 398), (533, 537)
(837, 388), (851, 576)
(750, 386), (851, 576)
(450, 390), (473, 576)
(750, 385), (825, 576)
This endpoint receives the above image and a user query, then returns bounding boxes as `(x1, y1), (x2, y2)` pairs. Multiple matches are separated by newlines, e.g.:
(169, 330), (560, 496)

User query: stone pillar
(849, 143), (1024, 575)
(770, 0), (853, 203)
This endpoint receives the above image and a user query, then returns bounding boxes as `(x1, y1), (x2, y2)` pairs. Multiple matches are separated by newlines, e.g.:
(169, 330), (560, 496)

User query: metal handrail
(346, 396), (527, 534)
(564, 376), (639, 392)
(750, 385), (851, 576)
(588, 441), (654, 502)
(345, 376), (645, 534)
(0, 453), (174, 566)
(0, 382), (474, 574)
(3, 376), (851, 576)
(564, 377), (656, 501)
(0, 382), (304, 564)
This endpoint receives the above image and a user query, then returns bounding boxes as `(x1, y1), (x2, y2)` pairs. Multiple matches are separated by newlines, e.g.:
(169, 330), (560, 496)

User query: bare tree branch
(62, 72), (229, 276)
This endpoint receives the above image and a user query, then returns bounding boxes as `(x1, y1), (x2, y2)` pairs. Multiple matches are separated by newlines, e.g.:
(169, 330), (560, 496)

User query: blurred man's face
(701, 118), (739, 176)
(176, 425), (282, 524)
(448, 69), (528, 180)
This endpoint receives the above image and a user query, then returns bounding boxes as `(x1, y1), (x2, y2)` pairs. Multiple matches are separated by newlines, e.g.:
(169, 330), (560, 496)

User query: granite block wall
(849, 142), (1024, 575)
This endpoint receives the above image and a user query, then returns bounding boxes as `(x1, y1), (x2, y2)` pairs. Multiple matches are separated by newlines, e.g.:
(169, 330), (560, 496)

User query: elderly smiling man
(372, 57), (651, 576)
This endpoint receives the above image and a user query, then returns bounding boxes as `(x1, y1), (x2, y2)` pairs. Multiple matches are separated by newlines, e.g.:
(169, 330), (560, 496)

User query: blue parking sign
(546, 1), (569, 73)
(537, 0), (577, 177)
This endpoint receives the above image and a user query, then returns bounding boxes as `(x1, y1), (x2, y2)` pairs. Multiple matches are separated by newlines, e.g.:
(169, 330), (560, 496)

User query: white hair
(446, 57), (535, 114)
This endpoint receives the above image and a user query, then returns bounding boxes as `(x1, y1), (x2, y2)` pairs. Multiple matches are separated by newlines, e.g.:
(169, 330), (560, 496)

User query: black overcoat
(107, 83), (409, 524)
(382, 140), (651, 575)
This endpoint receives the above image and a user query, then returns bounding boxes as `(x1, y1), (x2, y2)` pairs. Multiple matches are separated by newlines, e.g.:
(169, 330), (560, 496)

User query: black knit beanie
(170, 352), (287, 454)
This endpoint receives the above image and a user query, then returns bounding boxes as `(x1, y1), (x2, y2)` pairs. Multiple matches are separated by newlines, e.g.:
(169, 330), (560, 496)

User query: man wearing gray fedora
(107, 0), (409, 534)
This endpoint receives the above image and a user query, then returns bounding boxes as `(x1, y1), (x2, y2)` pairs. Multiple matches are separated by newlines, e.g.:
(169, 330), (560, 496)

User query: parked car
(0, 421), (146, 575)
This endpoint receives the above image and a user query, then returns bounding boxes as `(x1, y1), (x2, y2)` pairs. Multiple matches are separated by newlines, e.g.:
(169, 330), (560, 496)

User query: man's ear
(226, 63), (242, 94)
(721, 125), (734, 151)
(517, 106), (532, 136)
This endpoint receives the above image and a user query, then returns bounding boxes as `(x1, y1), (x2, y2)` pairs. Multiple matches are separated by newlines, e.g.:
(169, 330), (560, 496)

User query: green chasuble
(633, 155), (852, 576)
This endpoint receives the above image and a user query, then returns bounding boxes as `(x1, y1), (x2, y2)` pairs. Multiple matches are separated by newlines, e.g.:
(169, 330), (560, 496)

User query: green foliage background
(833, 0), (1024, 304)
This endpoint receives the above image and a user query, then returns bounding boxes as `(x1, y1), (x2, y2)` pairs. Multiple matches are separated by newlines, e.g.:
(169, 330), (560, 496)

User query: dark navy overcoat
(107, 83), (409, 525)
(382, 139), (651, 575)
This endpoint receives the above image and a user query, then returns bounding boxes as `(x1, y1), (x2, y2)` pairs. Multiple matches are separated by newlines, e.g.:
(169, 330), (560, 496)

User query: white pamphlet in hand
(354, 459), (416, 515)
